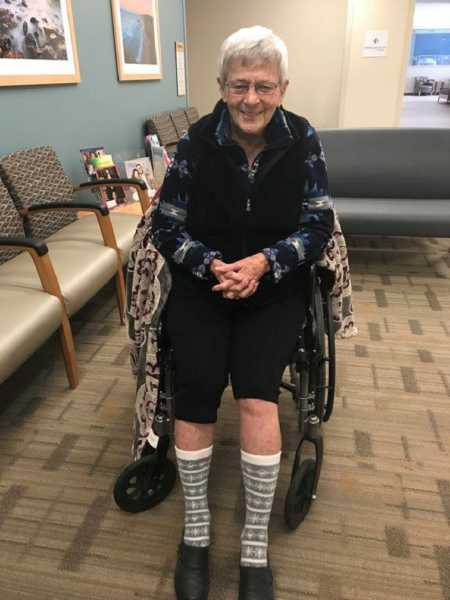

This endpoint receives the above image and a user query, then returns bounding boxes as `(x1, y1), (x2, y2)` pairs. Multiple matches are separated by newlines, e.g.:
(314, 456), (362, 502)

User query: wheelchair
(113, 265), (336, 531)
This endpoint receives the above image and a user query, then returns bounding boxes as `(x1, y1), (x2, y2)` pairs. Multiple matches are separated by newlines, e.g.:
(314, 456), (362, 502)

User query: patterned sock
(175, 445), (213, 548)
(240, 449), (281, 567)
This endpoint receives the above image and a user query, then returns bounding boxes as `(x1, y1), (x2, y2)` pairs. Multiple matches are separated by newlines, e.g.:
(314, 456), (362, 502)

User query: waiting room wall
(186, 0), (416, 129)
(185, 0), (349, 128)
(0, 0), (186, 182)
(339, 0), (415, 127)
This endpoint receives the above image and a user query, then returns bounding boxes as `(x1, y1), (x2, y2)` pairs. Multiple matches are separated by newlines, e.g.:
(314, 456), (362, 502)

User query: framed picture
(0, 0), (80, 87)
(80, 147), (125, 208)
(124, 157), (156, 201)
(96, 165), (126, 206)
(80, 147), (106, 180)
(110, 0), (162, 81)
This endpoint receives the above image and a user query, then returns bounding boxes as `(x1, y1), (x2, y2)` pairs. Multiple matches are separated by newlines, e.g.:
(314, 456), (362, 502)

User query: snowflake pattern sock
(240, 449), (281, 567)
(175, 445), (213, 548)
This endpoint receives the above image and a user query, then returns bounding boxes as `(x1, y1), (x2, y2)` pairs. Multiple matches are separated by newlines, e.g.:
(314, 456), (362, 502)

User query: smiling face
(219, 58), (288, 143)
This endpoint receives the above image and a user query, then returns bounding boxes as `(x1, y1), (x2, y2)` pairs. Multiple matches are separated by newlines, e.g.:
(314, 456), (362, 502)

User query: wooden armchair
(0, 182), (77, 388)
(0, 146), (145, 323)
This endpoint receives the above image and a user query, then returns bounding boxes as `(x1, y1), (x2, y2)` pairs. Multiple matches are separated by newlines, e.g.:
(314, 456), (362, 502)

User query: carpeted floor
(0, 236), (449, 600)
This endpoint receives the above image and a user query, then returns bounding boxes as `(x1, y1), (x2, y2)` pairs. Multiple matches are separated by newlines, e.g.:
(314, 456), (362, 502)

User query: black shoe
(239, 565), (274, 600)
(174, 542), (209, 600)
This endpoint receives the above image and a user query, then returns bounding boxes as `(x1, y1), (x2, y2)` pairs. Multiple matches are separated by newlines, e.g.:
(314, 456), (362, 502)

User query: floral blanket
(126, 209), (357, 460)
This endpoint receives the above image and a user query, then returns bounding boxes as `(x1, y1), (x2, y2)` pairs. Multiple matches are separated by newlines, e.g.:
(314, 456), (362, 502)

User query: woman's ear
(279, 79), (289, 104)
(217, 77), (227, 102)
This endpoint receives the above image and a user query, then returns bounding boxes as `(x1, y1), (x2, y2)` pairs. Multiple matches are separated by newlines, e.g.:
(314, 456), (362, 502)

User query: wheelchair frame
(113, 266), (336, 530)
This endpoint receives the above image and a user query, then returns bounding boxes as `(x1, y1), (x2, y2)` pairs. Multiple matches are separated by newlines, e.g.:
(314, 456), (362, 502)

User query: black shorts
(164, 284), (306, 424)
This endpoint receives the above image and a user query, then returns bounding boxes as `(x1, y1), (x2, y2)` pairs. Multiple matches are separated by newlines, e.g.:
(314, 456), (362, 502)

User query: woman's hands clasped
(210, 254), (270, 300)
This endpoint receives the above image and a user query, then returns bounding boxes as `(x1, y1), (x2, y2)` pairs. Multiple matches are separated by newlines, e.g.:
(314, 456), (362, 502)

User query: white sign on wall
(175, 41), (186, 96)
(363, 30), (388, 57)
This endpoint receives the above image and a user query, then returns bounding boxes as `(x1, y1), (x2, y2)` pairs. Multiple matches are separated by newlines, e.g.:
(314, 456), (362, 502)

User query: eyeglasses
(225, 80), (280, 96)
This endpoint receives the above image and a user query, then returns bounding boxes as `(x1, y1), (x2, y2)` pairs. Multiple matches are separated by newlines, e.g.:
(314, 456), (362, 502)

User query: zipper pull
(246, 198), (251, 212)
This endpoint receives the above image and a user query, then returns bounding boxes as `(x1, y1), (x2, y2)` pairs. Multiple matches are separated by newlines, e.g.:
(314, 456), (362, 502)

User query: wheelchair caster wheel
(113, 454), (176, 513)
(284, 458), (316, 530)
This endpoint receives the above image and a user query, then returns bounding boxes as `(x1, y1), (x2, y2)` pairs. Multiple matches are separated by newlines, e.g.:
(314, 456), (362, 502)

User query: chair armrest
(27, 199), (109, 216)
(75, 178), (150, 214)
(0, 236), (48, 256)
(76, 177), (147, 191)
(0, 237), (65, 301)
(23, 201), (119, 253)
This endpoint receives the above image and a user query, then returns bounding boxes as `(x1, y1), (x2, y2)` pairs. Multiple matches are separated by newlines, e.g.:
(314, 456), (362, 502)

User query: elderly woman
(151, 25), (333, 600)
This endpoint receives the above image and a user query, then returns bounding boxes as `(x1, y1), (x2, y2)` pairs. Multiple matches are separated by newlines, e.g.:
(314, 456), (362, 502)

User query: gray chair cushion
(170, 108), (190, 138)
(185, 106), (200, 125)
(0, 286), (62, 384)
(334, 197), (450, 237)
(0, 146), (77, 239)
(147, 112), (179, 147)
(47, 212), (141, 265)
(0, 242), (117, 316)
(0, 181), (26, 264)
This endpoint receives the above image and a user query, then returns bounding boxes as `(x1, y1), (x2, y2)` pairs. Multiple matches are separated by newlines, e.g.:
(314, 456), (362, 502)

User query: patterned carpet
(0, 236), (449, 600)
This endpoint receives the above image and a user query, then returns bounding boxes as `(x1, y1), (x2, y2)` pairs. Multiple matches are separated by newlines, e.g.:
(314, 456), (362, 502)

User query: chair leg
(114, 265), (126, 326)
(58, 315), (79, 388)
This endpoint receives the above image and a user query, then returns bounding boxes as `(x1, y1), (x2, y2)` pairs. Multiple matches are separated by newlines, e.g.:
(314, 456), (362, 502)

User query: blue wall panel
(0, 0), (186, 181)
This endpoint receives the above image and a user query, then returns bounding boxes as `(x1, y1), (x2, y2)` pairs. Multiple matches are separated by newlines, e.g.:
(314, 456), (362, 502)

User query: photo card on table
(124, 156), (156, 201)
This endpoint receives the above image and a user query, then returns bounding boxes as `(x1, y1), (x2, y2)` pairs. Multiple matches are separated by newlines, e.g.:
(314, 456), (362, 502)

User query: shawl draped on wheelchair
(126, 209), (357, 460)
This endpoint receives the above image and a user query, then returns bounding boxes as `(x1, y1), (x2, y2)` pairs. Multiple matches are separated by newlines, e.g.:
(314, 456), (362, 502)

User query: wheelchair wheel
(113, 453), (176, 513)
(284, 458), (316, 530)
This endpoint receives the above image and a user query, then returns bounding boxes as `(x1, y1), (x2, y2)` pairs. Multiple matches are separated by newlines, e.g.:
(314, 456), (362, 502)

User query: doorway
(400, 0), (450, 127)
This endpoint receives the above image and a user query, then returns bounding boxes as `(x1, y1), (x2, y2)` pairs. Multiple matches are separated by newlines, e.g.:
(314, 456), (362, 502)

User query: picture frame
(110, 0), (162, 81)
(80, 146), (106, 180)
(96, 165), (126, 207)
(79, 146), (126, 208)
(124, 156), (156, 201)
(0, 0), (80, 87)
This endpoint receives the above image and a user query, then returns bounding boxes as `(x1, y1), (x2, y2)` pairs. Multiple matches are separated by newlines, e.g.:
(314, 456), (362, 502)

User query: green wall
(0, 0), (187, 181)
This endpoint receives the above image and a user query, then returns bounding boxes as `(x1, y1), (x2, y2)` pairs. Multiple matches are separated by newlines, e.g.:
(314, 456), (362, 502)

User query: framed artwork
(124, 156), (156, 201)
(80, 147), (106, 180)
(0, 0), (80, 87)
(110, 0), (162, 81)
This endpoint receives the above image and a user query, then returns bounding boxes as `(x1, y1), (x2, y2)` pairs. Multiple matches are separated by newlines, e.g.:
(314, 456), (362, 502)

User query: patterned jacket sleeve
(150, 134), (222, 280)
(261, 126), (334, 283)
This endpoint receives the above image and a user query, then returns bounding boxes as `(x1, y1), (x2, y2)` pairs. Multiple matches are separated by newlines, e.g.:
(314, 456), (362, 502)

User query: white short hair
(218, 25), (288, 84)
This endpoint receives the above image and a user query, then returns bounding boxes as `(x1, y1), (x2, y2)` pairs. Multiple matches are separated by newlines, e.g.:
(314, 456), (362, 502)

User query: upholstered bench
(320, 128), (450, 237)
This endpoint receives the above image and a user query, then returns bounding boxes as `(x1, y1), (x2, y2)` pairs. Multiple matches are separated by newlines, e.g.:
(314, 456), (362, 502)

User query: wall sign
(175, 41), (186, 96)
(363, 30), (388, 58)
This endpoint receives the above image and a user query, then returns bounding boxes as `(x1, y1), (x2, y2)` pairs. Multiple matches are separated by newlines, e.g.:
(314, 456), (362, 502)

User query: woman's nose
(243, 85), (260, 104)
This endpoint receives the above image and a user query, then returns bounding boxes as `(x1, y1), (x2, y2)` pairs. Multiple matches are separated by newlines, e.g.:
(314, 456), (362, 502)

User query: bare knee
(175, 419), (215, 451)
(239, 398), (278, 420)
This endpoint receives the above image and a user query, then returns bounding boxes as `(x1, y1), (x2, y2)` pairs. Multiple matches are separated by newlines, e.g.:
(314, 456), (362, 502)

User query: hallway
(400, 94), (450, 127)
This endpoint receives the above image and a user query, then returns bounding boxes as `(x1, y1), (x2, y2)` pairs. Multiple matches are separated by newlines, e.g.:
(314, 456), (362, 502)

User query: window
(410, 29), (450, 65)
